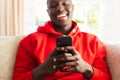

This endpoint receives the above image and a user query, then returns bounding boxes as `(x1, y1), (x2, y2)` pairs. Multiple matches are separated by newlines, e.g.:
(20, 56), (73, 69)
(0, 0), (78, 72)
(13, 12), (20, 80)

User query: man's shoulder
(80, 31), (97, 39)
(20, 32), (47, 43)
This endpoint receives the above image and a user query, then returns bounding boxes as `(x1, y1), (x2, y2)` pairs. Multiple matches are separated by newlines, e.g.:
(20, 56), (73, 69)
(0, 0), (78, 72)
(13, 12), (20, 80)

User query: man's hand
(54, 46), (94, 79)
(32, 47), (63, 80)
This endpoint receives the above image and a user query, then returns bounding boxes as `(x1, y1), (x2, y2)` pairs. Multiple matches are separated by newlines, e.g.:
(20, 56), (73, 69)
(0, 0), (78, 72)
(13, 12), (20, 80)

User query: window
(73, 3), (100, 36)
(24, 0), (102, 37)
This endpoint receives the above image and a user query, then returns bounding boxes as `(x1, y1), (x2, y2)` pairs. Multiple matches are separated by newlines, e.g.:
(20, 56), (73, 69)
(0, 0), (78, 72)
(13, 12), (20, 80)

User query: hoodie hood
(37, 21), (81, 37)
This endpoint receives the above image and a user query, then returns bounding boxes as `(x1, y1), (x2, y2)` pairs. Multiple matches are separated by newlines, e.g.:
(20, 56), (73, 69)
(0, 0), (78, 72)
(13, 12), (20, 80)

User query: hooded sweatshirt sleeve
(89, 37), (111, 80)
(12, 35), (37, 80)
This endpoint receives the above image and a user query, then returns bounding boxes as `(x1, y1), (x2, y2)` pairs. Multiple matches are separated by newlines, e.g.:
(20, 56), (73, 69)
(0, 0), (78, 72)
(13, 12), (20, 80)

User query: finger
(52, 58), (61, 71)
(65, 46), (80, 55)
(64, 53), (72, 56)
(57, 53), (72, 58)
(56, 47), (65, 51)
(55, 47), (67, 54)
(57, 54), (77, 62)
(51, 47), (64, 56)
(64, 46), (76, 54)
(58, 61), (78, 68)
(53, 65), (56, 69)
(53, 58), (57, 62)
(55, 52), (72, 60)
(60, 66), (77, 72)
(59, 52), (72, 56)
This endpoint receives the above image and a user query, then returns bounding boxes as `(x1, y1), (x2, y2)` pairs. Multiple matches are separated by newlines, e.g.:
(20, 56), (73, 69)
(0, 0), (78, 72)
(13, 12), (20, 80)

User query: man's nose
(56, 4), (65, 12)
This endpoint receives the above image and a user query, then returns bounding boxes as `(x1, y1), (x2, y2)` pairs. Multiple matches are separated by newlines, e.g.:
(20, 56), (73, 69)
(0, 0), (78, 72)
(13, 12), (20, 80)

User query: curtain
(0, 0), (24, 36)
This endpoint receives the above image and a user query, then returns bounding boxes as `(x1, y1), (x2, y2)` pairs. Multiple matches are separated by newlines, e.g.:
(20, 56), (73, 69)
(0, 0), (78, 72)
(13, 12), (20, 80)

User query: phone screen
(56, 36), (72, 47)
(56, 36), (72, 70)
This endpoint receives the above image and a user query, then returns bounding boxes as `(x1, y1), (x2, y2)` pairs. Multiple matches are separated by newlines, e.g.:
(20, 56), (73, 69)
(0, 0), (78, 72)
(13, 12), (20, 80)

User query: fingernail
(61, 47), (64, 50)
(65, 49), (68, 52)
(53, 65), (56, 69)
(53, 58), (56, 62)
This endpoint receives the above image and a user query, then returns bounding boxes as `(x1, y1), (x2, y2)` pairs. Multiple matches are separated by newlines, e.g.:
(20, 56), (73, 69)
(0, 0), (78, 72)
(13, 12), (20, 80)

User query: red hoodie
(12, 21), (111, 80)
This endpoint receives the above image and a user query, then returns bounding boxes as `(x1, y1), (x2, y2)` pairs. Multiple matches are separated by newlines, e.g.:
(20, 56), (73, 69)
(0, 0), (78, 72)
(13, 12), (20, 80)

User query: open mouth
(57, 13), (67, 20)
(57, 14), (66, 17)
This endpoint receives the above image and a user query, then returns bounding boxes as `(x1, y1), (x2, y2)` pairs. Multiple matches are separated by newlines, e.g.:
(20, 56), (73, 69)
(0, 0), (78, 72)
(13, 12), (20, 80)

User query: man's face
(47, 0), (74, 27)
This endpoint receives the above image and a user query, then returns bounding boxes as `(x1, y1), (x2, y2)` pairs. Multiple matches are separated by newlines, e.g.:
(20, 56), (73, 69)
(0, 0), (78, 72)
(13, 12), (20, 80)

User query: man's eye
(50, 5), (57, 8)
(50, 3), (57, 8)
(63, 2), (71, 6)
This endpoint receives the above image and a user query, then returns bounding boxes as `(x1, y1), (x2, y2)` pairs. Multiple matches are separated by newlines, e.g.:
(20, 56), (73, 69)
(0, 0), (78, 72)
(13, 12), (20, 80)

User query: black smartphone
(56, 36), (72, 70)
(56, 36), (72, 47)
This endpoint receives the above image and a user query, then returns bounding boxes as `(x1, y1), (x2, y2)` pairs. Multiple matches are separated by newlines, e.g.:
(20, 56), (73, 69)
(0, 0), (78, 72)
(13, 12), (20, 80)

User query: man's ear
(47, 9), (49, 15)
(47, 9), (50, 16)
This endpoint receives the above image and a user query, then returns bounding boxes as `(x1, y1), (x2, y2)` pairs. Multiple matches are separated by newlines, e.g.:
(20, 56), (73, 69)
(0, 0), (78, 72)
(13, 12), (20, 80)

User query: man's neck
(53, 23), (73, 35)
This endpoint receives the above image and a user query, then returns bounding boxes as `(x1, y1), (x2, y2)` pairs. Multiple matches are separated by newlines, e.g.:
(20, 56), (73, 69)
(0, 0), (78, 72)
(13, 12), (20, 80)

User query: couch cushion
(105, 42), (120, 80)
(0, 36), (24, 80)
(0, 36), (120, 80)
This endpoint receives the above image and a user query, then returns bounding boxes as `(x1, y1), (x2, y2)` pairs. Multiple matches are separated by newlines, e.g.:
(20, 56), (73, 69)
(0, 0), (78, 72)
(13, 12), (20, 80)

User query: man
(12, 0), (111, 80)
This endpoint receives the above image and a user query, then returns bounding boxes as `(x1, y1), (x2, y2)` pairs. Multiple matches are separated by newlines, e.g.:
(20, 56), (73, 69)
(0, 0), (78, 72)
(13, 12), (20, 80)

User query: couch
(0, 36), (120, 80)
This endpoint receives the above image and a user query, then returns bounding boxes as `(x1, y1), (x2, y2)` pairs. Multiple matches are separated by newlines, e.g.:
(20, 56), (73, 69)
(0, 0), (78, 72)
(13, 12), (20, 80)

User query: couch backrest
(105, 42), (120, 80)
(0, 36), (24, 80)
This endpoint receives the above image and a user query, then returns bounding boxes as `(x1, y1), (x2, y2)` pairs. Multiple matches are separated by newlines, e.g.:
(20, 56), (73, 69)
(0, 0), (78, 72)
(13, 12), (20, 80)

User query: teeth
(57, 14), (66, 17)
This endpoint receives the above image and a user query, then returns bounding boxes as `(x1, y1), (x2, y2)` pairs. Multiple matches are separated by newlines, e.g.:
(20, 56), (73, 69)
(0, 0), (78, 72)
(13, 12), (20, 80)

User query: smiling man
(12, 0), (111, 80)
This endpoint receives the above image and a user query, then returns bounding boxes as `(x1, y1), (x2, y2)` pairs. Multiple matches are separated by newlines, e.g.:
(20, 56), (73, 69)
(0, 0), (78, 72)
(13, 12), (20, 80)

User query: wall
(24, 0), (120, 42)
(100, 0), (120, 42)
(73, 0), (120, 42)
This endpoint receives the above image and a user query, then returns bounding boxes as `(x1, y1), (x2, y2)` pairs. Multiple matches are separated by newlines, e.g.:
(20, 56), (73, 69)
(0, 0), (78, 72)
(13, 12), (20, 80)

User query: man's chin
(56, 22), (68, 27)
(52, 19), (70, 27)
(57, 20), (69, 25)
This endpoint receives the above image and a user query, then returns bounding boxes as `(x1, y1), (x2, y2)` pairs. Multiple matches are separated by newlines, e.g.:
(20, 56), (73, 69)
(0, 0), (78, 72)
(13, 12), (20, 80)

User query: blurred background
(0, 0), (120, 42)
